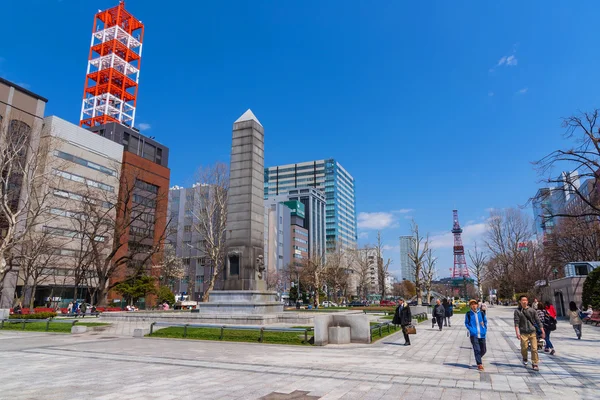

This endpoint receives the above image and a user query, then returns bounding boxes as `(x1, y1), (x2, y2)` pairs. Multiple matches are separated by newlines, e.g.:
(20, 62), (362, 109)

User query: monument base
(201, 290), (284, 315)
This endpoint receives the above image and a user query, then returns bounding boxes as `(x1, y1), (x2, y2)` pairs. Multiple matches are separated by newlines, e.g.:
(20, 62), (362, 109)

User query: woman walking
(568, 301), (583, 340)
(443, 298), (453, 327)
(539, 303), (556, 355)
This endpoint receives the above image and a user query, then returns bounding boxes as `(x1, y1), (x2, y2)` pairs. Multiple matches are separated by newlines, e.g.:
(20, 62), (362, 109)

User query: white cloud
(497, 56), (507, 66)
(517, 87), (528, 95)
(488, 91), (494, 97)
(429, 222), (488, 249)
(138, 123), (151, 131)
(357, 212), (395, 230)
(392, 209), (414, 214)
(358, 232), (369, 239)
(505, 55), (517, 66)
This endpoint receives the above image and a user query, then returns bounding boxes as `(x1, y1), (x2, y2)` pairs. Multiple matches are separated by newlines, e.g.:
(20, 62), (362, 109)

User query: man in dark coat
(433, 299), (445, 331)
(392, 298), (412, 346)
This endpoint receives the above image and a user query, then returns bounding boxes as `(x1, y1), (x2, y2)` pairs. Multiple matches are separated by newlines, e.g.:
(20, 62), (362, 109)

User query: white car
(321, 301), (338, 308)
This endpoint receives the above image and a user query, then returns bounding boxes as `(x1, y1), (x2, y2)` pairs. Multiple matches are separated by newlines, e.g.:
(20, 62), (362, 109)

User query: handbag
(579, 311), (587, 320)
(405, 325), (416, 335)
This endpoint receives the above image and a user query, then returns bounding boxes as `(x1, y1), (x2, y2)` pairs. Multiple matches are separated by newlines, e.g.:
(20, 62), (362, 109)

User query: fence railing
(149, 322), (314, 343)
(0, 318), (79, 332)
(370, 321), (397, 339)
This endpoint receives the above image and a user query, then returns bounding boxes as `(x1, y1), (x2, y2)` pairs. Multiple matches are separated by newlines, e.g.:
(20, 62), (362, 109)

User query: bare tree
(324, 244), (350, 302)
(154, 243), (185, 289)
(375, 231), (392, 299)
(300, 253), (328, 306)
(75, 168), (169, 306)
(407, 220), (429, 306)
(422, 249), (437, 304)
(468, 241), (488, 301)
(533, 109), (600, 218)
(191, 163), (228, 302)
(485, 208), (539, 298)
(0, 114), (56, 308)
(350, 245), (373, 298)
(15, 230), (59, 309)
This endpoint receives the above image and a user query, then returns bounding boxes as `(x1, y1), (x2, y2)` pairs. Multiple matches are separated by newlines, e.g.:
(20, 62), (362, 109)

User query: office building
(23, 116), (123, 306)
(532, 171), (581, 241)
(399, 236), (416, 282)
(0, 78), (48, 308)
(167, 184), (224, 301)
(265, 159), (357, 252)
(265, 188), (326, 258)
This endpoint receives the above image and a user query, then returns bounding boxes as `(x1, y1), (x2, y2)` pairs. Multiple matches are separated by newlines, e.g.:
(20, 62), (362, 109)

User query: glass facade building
(265, 159), (357, 252)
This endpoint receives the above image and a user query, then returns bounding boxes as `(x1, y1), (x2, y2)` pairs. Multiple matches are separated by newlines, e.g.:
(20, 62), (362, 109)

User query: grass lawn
(452, 308), (468, 314)
(0, 321), (109, 333)
(371, 324), (400, 342)
(149, 327), (313, 345)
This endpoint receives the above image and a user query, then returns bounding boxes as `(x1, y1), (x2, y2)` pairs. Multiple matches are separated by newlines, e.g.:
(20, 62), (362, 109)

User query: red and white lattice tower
(451, 210), (471, 279)
(80, 1), (144, 128)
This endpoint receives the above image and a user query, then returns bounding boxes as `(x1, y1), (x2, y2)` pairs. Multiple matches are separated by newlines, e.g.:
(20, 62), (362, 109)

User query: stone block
(328, 326), (351, 344)
(0, 309), (9, 320)
(313, 314), (370, 345)
(71, 325), (88, 334)
(133, 328), (150, 338)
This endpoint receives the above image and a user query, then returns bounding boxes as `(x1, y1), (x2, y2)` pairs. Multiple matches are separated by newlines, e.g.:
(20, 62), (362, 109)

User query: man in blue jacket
(465, 299), (487, 371)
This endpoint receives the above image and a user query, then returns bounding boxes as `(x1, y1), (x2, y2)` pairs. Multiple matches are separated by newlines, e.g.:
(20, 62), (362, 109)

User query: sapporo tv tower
(451, 210), (474, 297)
(80, 1), (144, 128)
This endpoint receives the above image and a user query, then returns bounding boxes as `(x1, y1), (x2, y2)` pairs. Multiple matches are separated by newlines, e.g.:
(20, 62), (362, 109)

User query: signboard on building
(283, 200), (305, 219)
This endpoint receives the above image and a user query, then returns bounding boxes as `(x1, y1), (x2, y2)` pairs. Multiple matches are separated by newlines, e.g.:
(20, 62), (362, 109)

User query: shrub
(582, 267), (600, 310)
(10, 312), (57, 320)
(157, 286), (175, 305)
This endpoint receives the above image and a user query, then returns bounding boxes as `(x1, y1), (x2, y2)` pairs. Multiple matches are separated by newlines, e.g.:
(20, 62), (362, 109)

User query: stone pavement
(0, 306), (598, 399)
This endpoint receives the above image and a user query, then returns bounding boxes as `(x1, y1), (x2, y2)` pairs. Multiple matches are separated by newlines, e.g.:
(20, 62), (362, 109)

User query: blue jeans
(470, 335), (487, 365)
(545, 329), (553, 350)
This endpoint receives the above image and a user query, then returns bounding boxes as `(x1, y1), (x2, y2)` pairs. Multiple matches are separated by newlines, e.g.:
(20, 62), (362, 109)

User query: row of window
(293, 245), (308, 252)
(133, 194), (157, 208)
(53, 188), (113, 209)
(294, 237), (308, 245)
(293, 229), (308, 237)
(43, 226), (106, 242)
(54, 169), (114, 192)
(130, 225), (153, 237)
(135, 179), (159, 194)
(54, 150), (117, 177)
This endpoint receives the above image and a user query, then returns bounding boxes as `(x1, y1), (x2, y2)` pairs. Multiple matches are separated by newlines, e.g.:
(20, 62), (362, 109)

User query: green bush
(157, 286), (175, 305)
(9, 312), (57, 320)
(582, 267), (600, 310)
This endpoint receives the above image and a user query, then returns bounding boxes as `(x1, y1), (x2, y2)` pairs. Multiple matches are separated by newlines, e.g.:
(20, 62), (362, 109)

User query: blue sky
(2, 1), (599, 279)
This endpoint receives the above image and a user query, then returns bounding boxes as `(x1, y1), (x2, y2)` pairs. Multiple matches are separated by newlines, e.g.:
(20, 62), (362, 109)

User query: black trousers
(435, 316), (443, 330)
(401, 325), (410, 344)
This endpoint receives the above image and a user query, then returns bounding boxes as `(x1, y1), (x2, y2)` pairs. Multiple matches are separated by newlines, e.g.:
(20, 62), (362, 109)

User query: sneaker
(532, 364), (539, 371)
(403, 342), (411, 346)
(477, 364), (484, 371)
(550, 350), (555, 356)
(523, 359), (528, 365)
(544, 348), (550, 353)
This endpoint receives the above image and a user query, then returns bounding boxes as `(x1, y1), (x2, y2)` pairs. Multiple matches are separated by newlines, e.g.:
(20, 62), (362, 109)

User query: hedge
(9, 312), (57, 320)
(582, 267), (600, 310)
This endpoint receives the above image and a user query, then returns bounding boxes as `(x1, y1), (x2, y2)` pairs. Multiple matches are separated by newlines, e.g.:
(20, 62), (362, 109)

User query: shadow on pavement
(443, 362), (473, 369)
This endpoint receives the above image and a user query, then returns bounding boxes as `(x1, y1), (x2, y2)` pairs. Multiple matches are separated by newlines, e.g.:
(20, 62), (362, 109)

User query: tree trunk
(29, 283), (37, 310)
(95, 276), (109, 307)
(201, 267), (219, 302)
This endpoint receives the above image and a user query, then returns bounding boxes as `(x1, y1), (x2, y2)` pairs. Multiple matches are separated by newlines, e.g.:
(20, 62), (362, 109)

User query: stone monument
(206, 109), (283, 314)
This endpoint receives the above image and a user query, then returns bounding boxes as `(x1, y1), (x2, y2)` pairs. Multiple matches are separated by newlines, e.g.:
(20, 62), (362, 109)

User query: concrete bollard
(71, 325), (88, 334)
(133, 328), (150, 338)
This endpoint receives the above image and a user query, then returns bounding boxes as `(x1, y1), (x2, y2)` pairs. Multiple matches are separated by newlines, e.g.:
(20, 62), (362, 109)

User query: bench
(583, 310), (600, 326)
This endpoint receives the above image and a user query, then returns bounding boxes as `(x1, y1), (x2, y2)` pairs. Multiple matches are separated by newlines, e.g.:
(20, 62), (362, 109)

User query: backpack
(544, 311), (557, 331)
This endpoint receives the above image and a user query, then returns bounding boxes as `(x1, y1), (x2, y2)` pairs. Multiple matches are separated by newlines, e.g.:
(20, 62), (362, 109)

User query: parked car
(348, 300), (368, 307)
(379, 300), (397, 306)
(321, 301), (339, 307)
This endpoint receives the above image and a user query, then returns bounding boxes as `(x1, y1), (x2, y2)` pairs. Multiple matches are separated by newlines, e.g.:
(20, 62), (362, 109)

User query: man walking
(392, 298), (412, 346)
(432, 299), (445, 331)
(514, 295), (544, 371)
(465, 299), (487, 371)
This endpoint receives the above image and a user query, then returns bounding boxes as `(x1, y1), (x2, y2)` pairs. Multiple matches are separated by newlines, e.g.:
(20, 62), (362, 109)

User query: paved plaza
(0, 307), (598, 399)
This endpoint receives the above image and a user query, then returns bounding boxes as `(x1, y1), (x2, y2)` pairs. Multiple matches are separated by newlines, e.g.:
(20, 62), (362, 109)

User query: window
(43, 226), (105, 242)
(53, 169), (114, 192)
(54, 151), (116, 176)
(184, 225), (191, 232)
(196, 275), (204, 284)
(133, 194), (156, 208)
(135, 179), (159, 194)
